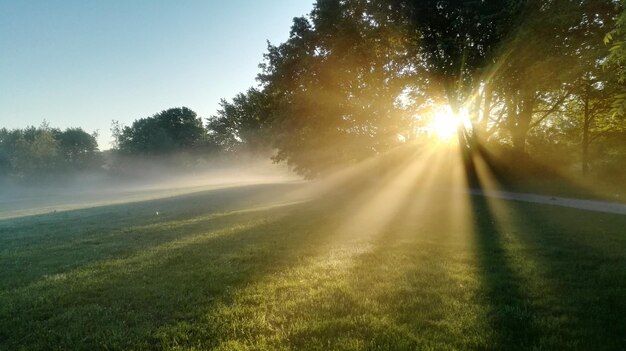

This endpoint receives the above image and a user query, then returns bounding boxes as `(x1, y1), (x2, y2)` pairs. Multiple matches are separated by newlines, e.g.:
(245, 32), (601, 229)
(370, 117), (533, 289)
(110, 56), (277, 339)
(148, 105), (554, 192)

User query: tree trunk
(479, 83), (493, 141)
(582, 83), (590, 176)
(512, 93), (534, 155)
(444, 81), (477, 184)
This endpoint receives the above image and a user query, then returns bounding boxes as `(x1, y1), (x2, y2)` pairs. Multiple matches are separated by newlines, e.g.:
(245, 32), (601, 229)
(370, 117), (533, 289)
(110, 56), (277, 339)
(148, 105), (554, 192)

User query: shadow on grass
(493, 200), (626, 350)
(0, 203), (313, 349)
(0, 176), (402, 350)
(0, 147), (441, 350)
(466, 147), (626, 350)
(467, 192), (543, 349)
(268, 168), (485, 349)
(0, 183), (305, 290)
(2, 151), (625, 350)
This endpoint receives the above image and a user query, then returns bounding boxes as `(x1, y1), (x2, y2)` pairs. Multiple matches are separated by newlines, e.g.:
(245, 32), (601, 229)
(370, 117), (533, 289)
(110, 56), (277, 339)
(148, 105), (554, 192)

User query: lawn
(0, 182), (625, 350)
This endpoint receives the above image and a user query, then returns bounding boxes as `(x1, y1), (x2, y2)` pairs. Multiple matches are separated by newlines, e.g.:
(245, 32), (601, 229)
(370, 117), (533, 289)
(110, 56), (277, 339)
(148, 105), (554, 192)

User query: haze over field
(0, 157), (298, 219)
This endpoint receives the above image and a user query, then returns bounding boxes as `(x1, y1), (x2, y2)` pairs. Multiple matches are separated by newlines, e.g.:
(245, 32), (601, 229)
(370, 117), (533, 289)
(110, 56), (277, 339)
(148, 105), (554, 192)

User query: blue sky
(0, 0), (313, 149)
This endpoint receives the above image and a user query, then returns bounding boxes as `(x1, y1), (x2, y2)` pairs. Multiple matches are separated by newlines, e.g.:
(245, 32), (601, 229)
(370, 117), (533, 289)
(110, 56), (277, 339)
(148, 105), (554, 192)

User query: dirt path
(467, 189), (626, 215)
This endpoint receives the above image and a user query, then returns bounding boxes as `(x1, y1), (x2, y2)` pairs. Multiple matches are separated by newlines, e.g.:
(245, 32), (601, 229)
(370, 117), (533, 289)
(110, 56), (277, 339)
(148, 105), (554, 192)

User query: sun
(428, 105), (460, 142)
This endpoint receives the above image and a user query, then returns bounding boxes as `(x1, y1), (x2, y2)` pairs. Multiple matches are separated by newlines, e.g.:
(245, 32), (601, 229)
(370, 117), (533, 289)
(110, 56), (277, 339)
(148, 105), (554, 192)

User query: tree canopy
(0, 124), (101, 179)
(254, 0), (417, 177)
(3, 0), (625, 183)
(207, 88), (273, 154)
(204, 0), (625, 179)
(113, 107), (210, 155)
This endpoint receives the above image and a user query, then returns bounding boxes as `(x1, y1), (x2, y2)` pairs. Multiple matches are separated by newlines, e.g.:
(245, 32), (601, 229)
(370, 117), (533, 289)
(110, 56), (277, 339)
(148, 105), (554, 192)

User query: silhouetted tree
(213, 0), (625, 180)
(114, 107), (209, 155)
(259, 0), (416, 177)
(494, 0), (617, 156)
(397, 0), (524, 155)
(207, 88), (273, 153)
(55, 128), (102, 170)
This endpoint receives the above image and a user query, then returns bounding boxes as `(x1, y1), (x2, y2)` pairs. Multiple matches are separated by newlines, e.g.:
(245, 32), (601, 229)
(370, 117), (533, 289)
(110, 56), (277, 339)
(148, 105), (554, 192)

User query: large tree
(493, 0), (617, 156)
(55, 128), (101, 170)
(398, 0), (524, 153)
(114, 107), (209, 155)
(207, 88), (273, 154)
(213, 0), (624, 180)
(259, 0), (416, 177)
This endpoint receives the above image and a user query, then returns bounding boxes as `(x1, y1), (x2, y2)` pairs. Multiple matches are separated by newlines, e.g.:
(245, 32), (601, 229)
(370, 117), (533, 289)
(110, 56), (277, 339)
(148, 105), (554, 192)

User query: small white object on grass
(155, 211), (159, 216)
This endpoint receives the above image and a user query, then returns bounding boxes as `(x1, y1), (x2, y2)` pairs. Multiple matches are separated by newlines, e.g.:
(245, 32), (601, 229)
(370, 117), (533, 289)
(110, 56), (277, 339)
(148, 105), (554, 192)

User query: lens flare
(427, 105), (459, 142)
(421, 105), (473, 143)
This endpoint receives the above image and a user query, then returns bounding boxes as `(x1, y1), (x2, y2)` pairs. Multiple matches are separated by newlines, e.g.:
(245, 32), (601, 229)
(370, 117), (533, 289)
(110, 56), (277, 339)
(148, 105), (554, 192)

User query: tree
(114, 107), (209, 155)
(496, 0), (617, 156)
(259, 0), (416, 177)
(211, 0), (625, 181)
(55, 128), (102, 170)
(0, 123), (105, 179)
(9, 123), (62, 178)
(207, 88), (273, 153)
(605, 0), (626, 116)
(0, 128), (12, 176)
(397, 0), (524, 154)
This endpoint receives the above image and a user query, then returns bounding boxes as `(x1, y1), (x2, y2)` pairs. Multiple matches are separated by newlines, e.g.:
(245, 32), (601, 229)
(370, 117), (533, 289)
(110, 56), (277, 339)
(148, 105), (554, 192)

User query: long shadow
(468, 192), (543, 349)
(463, 148), (544, 349)
(324, 161), (544, 349)
(495, 200), (626, 350)
(0, 203), (319, 348)
(0, 183), (305, 290)
(281, 156), (531, 349)
(1, 145), (444, 350)
(467, 145), (626, 349)
(10, 144), (620, 349)
(474, 144), (620, 202)
(273, 175), (430, 349)
(0, 171), (415, 350)
(282, 158), (480, 349)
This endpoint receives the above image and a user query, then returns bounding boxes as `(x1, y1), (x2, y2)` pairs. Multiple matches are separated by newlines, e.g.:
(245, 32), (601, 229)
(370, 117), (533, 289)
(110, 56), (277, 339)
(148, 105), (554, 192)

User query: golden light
(427, 105), (460, 142)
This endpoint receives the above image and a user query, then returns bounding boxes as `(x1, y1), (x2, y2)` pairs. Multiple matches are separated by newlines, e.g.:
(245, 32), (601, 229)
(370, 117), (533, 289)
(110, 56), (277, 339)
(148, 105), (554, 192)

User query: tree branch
(530, 90), (571, 128)
(485, 108), (507, 137)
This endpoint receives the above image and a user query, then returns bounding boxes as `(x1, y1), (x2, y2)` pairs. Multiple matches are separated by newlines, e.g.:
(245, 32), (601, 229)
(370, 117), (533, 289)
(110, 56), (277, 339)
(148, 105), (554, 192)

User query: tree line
(210, 0), (626, 180)
(3, 0), (625, 183)
(0, 106), (268, 181)
(0, 124), (101, 179)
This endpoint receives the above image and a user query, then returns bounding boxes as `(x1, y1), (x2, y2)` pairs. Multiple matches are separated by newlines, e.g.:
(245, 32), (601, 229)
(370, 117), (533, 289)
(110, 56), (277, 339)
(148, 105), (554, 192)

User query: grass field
(1, 181), (625, 350)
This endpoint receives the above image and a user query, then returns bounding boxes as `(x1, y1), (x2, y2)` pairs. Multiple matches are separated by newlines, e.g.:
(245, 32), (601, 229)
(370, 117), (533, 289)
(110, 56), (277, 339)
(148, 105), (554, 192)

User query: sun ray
(422, 105), (472, 144)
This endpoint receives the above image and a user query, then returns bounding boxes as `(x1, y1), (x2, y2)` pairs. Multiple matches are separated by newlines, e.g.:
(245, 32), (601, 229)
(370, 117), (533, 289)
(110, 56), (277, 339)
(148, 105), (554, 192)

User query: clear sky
(0, 0), (313, 149)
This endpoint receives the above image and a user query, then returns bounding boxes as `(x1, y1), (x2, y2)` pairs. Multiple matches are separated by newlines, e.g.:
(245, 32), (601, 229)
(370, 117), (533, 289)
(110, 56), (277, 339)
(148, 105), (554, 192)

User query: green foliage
(605, 0), (626, 117)
(114, 107), (211, 155)
(400, 0), (524, 106)
(238, 0), (622, 175)
(169, 0), (624, 177)
(206, 88), (273, 153)
(55, 128), (101, 170)
(258, 0), (416, 177)
(0, 123), (101, 179)
(16, 125), (61, 176)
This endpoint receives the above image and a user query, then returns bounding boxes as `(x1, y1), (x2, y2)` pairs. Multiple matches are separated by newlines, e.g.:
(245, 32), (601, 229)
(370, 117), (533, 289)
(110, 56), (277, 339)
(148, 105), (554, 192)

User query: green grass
(496, 176), (626, 204)
(1, 182), (625, 350)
